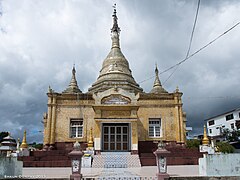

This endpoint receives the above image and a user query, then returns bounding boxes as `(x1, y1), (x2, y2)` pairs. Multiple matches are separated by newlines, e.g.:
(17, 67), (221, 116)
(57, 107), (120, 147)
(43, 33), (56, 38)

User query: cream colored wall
(43, 92), (186, 146)
(137, 105), (177, 142)
(54, 104), (95, 143)
(136, 95), (186, 143)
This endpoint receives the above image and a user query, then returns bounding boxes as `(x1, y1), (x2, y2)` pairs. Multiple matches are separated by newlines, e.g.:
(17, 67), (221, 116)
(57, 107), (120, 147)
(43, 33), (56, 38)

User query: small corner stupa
(150, 65), (168, 94)
(0, 132), (17, 156)
(19, 130), (29, 156)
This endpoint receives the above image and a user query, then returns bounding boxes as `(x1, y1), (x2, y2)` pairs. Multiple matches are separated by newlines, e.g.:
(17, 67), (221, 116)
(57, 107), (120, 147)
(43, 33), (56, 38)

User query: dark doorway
(102, 123), (129, 151)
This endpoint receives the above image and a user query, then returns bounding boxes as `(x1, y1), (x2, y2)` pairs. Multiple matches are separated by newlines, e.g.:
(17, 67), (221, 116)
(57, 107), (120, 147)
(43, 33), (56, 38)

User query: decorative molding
(102, 94), (130, 104)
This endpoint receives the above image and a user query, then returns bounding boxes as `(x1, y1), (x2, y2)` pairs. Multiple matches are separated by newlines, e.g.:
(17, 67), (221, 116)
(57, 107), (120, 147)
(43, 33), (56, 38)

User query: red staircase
(138, 141), (203, 166)
(17, 142), (86, 167)
(18, 150), (71, 167)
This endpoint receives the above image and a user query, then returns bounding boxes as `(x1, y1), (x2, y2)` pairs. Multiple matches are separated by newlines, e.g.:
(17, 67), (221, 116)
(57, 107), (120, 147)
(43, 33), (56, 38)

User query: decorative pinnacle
(150, 64), (168, 94)
(20, 130), (28, 149)
(158, 140), (165, 149)
(72, 64), (76, 75)
(155, 63), (159, 74)
(69, 65), (78, 88)
(111, 4), (120, 34)
(153, 65), (162, 87)
(175, 86), (179, 93)
(48, 85), (52, 93)
(73, 140), (81, 151)
(111, 4), (121, 49)
(202, 124), (209, 145)
(63, 65), (82, 93)
(88, 128), (94, 148)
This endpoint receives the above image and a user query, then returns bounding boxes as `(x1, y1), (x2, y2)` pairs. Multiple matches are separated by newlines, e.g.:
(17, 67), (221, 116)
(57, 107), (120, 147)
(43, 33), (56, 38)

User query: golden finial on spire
(20, 130), (28, 149)
(202, 125), (209, 145)
(87, 128), (94, 148)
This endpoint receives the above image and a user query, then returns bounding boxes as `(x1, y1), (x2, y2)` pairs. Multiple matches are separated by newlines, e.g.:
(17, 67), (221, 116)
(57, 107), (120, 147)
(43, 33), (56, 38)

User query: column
(178, 97), (184, 143)
(50, 94), (57, 146)
(44, 96), (52, 146)
(174, 94), (181, 143)
(94, 121), (101, 154)
(131, 121), (138, 154)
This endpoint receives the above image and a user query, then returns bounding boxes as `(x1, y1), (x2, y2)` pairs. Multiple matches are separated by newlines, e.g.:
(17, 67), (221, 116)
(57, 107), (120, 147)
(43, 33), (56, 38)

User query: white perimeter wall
(199, 153), (240, 176)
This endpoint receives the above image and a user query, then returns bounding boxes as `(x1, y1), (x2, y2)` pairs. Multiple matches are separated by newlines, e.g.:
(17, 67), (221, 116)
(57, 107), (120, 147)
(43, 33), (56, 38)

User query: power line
(163, 0), (201, 85)
(185, 0), (201, 59)
(139, 21), (240, 84)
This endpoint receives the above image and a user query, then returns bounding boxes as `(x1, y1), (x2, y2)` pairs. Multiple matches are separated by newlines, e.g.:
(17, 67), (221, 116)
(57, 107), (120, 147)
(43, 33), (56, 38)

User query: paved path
(23, 165), (199, 179)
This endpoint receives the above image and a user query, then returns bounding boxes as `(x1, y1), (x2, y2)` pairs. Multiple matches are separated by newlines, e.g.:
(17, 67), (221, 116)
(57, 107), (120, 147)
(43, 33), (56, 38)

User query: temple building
(42, 7), (186, 155)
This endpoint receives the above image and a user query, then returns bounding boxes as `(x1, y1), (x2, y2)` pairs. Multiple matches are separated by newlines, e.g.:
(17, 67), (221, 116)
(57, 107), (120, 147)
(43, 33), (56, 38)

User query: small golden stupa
(87, 128), (94, 148)
(20, 130), (28, 149)
(202, 125), (209, 145)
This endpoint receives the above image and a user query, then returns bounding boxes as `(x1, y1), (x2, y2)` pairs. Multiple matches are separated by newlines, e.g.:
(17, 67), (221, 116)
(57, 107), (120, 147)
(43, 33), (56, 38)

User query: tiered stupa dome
(88, 7), (143, 93)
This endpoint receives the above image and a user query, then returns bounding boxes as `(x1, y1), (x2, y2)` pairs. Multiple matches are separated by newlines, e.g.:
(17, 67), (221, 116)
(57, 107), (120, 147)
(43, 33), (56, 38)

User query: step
(92, 152), (141, 168)
(23, 160), (71, 167)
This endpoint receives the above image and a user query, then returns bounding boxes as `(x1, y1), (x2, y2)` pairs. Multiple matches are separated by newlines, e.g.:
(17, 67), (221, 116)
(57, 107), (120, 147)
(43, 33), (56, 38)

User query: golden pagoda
(202, 125), (209, 145)
(20, 130), (28, 149)
(87, 128), (94, 148)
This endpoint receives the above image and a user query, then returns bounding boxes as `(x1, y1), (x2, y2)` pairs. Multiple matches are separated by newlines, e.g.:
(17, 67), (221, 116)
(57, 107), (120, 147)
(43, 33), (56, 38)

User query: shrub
(216, 142), (235, 153)
(186, 139), (200, 149)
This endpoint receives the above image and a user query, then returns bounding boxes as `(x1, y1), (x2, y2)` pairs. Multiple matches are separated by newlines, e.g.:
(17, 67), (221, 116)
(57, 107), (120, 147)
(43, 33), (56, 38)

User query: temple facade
(43, 8), (186, 154)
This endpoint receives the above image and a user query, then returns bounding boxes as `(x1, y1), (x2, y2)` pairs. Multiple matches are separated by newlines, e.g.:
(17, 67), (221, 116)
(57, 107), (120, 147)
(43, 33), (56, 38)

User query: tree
(186, 139), (201, 149)
(29, 142), (43, 150)
(222, 128), (240, 142)
(216, 141), (235, 153)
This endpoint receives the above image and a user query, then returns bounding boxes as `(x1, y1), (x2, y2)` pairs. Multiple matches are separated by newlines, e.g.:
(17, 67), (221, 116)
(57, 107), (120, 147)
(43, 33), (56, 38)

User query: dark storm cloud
(0, 0), (240, 142)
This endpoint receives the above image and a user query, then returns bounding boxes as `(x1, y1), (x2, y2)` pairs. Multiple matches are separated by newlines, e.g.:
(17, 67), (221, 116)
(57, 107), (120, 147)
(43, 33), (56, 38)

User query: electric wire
(163, 0), (201, 85)
(185, 0), (201, 59)
(139, 21), (240, 84)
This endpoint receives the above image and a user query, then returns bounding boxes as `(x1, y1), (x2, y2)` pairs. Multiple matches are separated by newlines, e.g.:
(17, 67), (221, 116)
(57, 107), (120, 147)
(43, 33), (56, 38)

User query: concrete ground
(23, 165), (199, 179)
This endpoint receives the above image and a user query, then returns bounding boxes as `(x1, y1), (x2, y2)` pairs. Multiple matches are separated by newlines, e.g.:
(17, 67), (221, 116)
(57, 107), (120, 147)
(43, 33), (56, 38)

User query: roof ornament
(175, 86), (179, 93)
(63, 65), (82, 94)
(87, 128), (94, 148)
(150, 65), (168, 94)
(111, 4), (120, 34)
(111, 4), (121, 48)
(202, 124), (209, 145)
(72, 64), (76, 75)
(153, 64), (162, 87)
(20, 130), (28, 149)
(48, 85), (53, 93)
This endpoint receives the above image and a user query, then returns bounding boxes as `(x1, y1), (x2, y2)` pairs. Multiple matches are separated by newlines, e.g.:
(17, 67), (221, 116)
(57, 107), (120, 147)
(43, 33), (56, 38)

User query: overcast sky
(0, 0), (240, 143)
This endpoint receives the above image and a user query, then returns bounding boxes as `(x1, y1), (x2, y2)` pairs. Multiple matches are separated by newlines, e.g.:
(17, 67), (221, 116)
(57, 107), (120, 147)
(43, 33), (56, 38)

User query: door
(102, 123), (129, 151)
